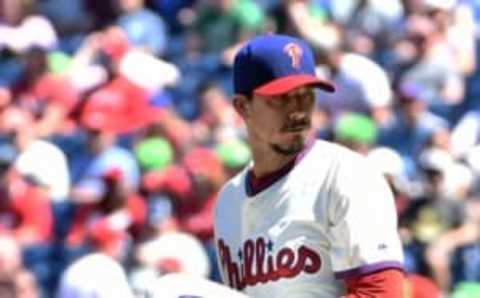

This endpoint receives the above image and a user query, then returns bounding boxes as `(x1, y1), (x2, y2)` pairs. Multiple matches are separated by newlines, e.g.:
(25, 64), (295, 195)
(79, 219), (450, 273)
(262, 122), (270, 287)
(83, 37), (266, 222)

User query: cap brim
(254, 74), (335, 97)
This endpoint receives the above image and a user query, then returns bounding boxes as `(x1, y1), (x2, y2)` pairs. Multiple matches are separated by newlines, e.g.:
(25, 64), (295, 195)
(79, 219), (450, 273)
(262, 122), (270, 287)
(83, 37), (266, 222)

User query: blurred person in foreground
(114, 0), (168, 56)
(66, 167), (147, 254)
(69, 89), (145, 192)
(0, 108), (54, 246)
(186, 0), (265, 56)
(129, 231), (211, 296)
(191, 81), (244, 146)
(57, 226), (134, 298)
(399, 148), (470, 278)
(67, 25), (180, 96)
(214, 34), (404, 297)
(65, 97), (150, 257)
(8, 46), (80, 138)
(0, 106), (71, 203)
(269, 0), (341, 54)
(142, 147), (225, 243)
(176, 148), (225, 243)
(141, 147), (226, 283)
(313, 31), (394, 126)
(148, 273), (248, 298)
(403, 273), (442, 298)
(332, 112), (377, 155)
(0, 0), (57, 54)
(215, 138), (251, 178)
(395, 1), (469, 124)
(0, 0), (58, 86)
(377, 81), (448, 177)
(426, 198), (480, 294)
(0, 235), (40, 298)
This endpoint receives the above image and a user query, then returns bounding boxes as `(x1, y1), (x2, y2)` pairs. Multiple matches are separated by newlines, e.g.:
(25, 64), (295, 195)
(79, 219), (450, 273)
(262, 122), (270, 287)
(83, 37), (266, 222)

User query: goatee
(270, 138), (305, 156)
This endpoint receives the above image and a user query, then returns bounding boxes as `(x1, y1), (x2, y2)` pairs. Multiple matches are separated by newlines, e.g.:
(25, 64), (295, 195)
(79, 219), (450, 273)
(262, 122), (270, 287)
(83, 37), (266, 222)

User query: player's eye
(266, 98), (286, 109)
(303, 91), (315, 106)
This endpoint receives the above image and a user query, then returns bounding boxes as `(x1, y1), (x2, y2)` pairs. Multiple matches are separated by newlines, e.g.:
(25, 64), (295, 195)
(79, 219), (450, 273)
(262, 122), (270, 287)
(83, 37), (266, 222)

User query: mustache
(282, 119), (311, 132)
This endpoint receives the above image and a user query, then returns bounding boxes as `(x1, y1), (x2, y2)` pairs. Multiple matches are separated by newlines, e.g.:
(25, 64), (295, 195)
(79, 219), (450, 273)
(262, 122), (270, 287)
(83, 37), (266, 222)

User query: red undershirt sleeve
(343, 268), (405, 298)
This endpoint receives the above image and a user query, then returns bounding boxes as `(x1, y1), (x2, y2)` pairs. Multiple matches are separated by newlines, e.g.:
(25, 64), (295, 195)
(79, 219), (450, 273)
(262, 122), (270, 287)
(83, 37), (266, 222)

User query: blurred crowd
(1, 0), (480, 297)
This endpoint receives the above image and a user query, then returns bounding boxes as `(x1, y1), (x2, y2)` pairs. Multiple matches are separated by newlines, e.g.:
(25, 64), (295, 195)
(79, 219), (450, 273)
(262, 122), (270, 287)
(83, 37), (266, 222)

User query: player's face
(241, 87), (316, 155)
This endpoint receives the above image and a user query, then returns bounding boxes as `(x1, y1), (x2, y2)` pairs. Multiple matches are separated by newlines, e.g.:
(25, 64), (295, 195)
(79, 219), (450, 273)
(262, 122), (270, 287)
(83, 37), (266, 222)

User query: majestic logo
(284, 43), (303, 69)
(217, 237), (321, 290)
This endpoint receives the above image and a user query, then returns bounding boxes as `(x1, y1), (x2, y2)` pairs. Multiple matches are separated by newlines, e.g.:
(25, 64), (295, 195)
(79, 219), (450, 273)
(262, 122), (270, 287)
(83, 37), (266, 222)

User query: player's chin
(271, 134), (307, 156)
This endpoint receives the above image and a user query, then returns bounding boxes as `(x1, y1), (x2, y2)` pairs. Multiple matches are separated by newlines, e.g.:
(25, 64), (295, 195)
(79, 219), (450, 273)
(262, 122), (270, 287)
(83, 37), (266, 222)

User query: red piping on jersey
(245, 139), (315, 196)
(335, 261), (404, 280)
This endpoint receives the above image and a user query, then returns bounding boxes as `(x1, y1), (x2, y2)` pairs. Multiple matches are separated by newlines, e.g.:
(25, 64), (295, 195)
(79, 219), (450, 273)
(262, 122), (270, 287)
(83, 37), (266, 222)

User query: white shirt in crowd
(150, 273), (248, 298)
(15, 139), (70, 201)
(57, 253), (134, 298)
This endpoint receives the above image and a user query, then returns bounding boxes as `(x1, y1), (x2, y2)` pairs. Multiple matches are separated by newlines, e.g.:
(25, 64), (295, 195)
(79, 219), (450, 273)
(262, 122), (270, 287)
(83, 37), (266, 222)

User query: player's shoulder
(215, 167), (248, 207)
(214, 169), (248, 229)
(220, 168), (247, 194)
(311, 139), (365, 164)
(310, 140), (374, 179)
(314, 141), (389, 193)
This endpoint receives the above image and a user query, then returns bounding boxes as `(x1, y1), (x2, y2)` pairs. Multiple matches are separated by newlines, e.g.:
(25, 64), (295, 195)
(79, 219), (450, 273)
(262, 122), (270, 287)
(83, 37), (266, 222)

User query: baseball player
(214, 34), (405, 298)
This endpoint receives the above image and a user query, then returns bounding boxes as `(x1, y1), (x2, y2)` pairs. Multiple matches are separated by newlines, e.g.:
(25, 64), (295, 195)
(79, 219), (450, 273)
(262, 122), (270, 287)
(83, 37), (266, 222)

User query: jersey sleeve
(213, 186), (231, 286)
(326, 153), (404, 279)
(214, 224), (228, 285)
(344, 268), (405, 297)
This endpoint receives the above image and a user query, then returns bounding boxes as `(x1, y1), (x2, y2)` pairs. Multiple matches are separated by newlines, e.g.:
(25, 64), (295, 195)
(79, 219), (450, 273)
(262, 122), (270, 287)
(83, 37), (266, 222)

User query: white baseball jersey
(214, 140), (404, 298)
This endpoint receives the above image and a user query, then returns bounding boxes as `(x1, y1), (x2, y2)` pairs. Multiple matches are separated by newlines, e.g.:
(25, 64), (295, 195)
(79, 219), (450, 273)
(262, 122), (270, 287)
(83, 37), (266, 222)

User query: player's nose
(291, 96), (312, 113)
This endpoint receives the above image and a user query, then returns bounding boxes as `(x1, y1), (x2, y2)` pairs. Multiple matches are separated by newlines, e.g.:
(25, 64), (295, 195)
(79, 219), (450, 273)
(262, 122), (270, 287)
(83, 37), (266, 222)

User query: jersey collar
(245, 139), (315, 197)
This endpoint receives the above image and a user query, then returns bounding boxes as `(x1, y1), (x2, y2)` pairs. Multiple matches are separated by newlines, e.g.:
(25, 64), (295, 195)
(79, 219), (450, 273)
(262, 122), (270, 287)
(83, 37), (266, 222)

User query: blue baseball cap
(234, 34), (335, 97)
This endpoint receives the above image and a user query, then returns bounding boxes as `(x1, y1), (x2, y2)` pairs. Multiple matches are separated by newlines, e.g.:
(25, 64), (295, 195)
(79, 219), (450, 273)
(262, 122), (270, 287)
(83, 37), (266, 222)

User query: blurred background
(1, 0), (480, 297)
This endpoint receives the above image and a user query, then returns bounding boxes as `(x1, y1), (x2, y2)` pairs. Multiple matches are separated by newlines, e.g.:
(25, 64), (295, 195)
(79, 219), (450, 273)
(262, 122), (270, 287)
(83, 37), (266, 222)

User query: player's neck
(250, 146), (297, 179)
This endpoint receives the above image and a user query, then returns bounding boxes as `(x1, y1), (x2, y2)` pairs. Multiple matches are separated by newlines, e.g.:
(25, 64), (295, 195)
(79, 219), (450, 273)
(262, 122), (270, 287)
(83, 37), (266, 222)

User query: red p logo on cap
(284, 43), (303, 69)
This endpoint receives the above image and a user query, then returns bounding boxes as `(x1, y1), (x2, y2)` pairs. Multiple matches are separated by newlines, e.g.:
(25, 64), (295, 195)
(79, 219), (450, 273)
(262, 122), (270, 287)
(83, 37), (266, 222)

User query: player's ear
(233, 94), (251, 119)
